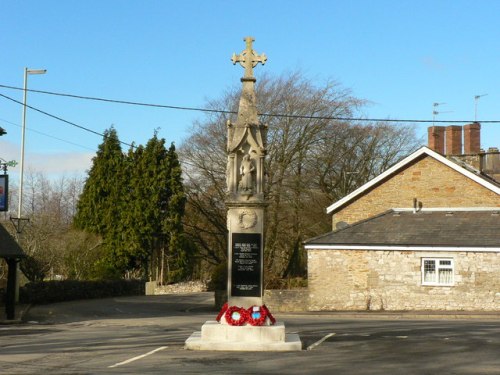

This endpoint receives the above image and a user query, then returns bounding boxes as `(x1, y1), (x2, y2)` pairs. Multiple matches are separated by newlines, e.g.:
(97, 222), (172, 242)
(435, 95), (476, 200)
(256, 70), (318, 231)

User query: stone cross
(231, 36), (267, 79)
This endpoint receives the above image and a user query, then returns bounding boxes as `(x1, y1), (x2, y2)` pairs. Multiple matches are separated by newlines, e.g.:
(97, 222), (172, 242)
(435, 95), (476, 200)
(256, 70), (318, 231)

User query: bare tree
(6, 171), (88, 281)
(180, 71), (419, 283)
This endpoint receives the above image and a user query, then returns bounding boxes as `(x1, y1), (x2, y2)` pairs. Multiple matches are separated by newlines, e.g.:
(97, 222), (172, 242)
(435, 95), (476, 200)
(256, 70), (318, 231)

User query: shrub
(19, 279), (145, 305)
(207, 263), (227, 291)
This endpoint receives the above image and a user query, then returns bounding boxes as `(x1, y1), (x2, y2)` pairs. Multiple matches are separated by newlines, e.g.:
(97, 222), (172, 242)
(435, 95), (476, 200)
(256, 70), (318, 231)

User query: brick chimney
(445, 125), (462, 155)
(428, 126), (445, 154)
(463, 122), (481, 154)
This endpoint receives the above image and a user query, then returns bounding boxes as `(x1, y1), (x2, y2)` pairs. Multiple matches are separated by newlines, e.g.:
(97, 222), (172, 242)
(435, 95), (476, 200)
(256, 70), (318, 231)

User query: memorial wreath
(216, 303), (276, 326)
(224, 305), (248, 326)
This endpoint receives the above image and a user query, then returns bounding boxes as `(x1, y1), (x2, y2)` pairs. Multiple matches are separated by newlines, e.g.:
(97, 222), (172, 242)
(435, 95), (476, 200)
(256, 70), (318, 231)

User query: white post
(18, 68), (28, 219)
(18, 68), (46, 219)
(16, 68), (46, 303)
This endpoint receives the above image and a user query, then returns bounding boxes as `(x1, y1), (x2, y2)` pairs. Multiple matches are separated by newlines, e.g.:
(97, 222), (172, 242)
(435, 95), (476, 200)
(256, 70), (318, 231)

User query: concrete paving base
(185, 320), (302, 351)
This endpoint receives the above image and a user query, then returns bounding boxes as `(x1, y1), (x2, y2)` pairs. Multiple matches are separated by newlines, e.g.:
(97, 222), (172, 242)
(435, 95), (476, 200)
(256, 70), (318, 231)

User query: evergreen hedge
(19, 280), (145, 304)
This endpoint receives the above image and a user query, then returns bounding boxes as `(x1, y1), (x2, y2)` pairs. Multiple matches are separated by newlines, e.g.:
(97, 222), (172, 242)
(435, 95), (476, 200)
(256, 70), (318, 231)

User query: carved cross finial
(231, 36), (267, 79)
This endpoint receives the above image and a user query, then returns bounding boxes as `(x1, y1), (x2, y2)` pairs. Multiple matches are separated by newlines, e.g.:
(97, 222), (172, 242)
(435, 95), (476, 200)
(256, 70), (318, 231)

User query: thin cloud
(422, 56), (445, 71)
(28, 152), (93, 175)
(0, 140), (93, 177)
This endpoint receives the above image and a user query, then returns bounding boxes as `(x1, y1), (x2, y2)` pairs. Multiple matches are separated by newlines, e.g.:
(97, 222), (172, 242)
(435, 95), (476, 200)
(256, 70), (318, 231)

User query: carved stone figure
(238, 154), (255, 194)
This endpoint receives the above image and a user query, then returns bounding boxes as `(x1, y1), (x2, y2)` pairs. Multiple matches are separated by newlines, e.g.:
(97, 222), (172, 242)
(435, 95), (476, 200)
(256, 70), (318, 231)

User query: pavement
(3, 298), (500, 324)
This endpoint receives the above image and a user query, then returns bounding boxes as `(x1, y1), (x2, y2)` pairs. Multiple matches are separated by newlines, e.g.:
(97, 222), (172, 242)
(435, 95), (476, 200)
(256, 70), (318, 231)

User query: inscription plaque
(231, 233), (262, 297)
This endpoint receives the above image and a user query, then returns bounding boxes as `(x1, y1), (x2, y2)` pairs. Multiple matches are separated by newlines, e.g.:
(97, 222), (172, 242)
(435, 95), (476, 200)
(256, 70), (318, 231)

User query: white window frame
(421, 258), (454, 286)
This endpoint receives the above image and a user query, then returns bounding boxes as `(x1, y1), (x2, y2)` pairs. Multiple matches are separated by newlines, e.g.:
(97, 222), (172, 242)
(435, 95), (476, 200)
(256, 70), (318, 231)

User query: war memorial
(185, 37), (302, 351)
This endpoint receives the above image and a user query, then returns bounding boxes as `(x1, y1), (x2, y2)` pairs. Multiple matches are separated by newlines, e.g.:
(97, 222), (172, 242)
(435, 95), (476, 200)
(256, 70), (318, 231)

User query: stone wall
(149, 284), (309, 313)
(152, 281), (208, 295)
(332, 155), (500, 227)
(213, 289), (308, 312)
(264, 289), (308, 312)
(308, 249), (500, 311)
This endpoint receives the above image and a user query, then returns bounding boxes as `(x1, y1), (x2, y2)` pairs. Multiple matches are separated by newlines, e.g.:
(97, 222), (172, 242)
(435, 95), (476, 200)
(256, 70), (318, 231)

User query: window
(421, 258), (454, 286)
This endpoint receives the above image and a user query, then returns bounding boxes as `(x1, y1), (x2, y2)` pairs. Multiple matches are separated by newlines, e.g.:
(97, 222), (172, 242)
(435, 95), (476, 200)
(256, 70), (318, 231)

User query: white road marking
(307, 333), (336, 351)
(108, 346), (168, 368)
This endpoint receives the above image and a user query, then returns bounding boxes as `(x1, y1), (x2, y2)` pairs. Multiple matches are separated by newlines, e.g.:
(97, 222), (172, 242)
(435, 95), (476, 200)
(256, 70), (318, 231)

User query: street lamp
(18, 67), (46, 220)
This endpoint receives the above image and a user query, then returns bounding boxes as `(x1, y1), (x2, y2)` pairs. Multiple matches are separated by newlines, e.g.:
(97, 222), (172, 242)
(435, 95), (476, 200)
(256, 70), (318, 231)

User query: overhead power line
(0, 84), (232, 115)
(1, 84), (499, 124)
(0, 93), (134, 148)
(0, 117), (95, 151)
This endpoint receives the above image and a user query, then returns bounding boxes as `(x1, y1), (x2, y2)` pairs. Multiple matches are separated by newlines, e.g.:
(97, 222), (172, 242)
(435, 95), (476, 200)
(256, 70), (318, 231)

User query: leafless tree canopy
(2, 171), (101, 282)
(180, 71), (419, 283)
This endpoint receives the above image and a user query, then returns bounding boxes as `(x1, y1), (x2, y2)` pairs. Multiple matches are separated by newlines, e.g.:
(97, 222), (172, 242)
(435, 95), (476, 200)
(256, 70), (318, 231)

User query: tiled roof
(0, 223), (26, 259)
(448, 156), (500, 188)
(305, 209), (500, 248)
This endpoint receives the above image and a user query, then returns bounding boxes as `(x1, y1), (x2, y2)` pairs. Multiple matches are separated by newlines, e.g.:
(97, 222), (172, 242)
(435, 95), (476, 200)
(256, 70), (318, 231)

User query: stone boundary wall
(147, 283), (308, 312)
(308, 249), (500, 311)
(146, 281), (208, 295)
(264, 289), (308, 312)
(213, 289), (309, 312)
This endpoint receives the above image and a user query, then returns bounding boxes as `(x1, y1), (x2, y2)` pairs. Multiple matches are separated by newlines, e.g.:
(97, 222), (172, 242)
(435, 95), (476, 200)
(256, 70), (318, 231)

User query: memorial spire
(228, 37), (267, 151)
(226, 37), (267, 202)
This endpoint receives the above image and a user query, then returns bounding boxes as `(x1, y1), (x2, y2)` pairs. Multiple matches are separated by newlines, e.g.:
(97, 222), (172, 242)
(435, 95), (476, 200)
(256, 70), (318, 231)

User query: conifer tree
(121, 134), (188, 281)
(74, 129), (189, 280)
(74, 127), (125, 237)
(73, 127), (127, 277)
(122, 135), (170, 278)
(162, 143), (188, 282)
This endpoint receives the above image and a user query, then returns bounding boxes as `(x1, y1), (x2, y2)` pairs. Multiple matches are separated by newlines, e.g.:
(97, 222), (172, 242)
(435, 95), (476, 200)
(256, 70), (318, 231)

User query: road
(1, 293), (500, 374)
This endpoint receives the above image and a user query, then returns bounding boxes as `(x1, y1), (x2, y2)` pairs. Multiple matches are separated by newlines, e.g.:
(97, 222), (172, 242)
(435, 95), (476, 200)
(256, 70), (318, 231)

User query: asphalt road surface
(1, 293), (500, 374)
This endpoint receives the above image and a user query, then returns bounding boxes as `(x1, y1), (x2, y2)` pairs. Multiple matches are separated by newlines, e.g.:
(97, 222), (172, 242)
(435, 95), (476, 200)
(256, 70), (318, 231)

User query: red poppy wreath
(224, 306), (248, 326)
(246, 305), (268, 326)
(216, 302), (228, 322)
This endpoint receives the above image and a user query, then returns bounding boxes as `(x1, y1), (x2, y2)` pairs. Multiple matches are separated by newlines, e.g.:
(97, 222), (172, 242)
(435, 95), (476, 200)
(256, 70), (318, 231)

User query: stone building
(305, 124), (500, 311)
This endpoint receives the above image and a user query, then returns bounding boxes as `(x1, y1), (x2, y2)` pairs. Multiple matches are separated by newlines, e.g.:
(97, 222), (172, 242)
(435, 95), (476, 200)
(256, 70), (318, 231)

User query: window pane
(439, 269), (453, 284)
(440, 260), (451, 266)
(424, 260), (436, 283)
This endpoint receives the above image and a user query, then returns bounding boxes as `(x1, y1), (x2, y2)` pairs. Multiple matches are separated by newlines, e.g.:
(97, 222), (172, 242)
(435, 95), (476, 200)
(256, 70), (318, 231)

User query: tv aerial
(474, 94), (488, 121)
(432, 102), (452, 125)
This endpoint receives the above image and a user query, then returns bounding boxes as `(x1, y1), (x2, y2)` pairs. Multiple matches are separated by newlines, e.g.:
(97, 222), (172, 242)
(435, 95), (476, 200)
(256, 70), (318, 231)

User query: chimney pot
(428, 126), (445, 154)
(445, 125), (463, 155)
(463, 122), (481, 154)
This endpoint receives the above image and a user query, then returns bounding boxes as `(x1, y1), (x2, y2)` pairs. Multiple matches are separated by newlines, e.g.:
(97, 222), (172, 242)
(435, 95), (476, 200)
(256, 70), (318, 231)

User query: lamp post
(18, 68), (46, 220)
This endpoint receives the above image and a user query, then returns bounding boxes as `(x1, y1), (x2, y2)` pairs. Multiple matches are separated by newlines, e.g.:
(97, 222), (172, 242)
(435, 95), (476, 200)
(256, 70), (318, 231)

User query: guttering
(304, 245), (500, 253)
(392, 207), (500, 212)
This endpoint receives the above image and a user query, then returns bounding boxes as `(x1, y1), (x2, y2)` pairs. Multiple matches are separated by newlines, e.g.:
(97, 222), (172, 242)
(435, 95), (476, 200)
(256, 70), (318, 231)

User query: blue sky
(1, 0), (500, 179)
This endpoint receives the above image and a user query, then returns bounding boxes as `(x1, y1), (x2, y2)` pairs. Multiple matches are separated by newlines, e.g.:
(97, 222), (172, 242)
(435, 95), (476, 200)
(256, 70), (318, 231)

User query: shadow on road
(24, 292), (217, 324)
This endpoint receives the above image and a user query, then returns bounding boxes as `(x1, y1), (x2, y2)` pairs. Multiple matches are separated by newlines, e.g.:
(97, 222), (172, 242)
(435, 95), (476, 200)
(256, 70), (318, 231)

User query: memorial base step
(185, 321), (302, 351)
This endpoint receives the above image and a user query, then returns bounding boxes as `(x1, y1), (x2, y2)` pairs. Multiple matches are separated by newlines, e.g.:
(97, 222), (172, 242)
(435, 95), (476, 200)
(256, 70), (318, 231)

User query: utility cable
(0, 84), (233, 115)
(0, 93), (134, 148)
(0, 117), (95, 151)
(1, 84), (499, 124)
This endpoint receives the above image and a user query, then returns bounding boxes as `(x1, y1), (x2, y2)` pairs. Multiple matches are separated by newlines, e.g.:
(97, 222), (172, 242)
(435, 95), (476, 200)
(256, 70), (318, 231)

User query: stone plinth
(185, 321), (302, 351)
